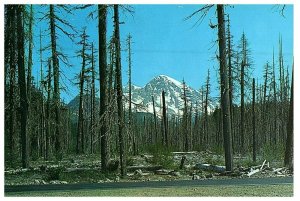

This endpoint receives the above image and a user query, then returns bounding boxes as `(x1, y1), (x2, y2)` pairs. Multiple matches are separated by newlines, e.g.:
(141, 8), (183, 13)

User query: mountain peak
(67, 74), (214, 116)
(152, 74), (183, 88)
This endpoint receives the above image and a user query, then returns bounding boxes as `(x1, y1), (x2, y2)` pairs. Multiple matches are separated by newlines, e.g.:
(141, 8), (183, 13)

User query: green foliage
(203, 154), (224, 166)
(261, 143), (285, 162)
(146, 144), (175, 169)
(45, 166), (65, 181)
(60, 169), (112, 183)
(243, 154), (258, 167)
(126, 157), (135, 166)
(211, 146), (224, 155)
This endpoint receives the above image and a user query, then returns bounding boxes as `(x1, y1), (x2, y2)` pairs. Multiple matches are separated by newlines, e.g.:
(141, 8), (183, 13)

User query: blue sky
(31, 4), (293, 103)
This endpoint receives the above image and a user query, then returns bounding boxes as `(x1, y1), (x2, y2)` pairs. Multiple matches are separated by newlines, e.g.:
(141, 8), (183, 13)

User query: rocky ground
(5, 151), (293, 186)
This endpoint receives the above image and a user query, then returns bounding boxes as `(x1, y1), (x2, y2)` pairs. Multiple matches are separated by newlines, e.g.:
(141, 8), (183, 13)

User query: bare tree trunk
(17, 5), (29, 168)
(26, 6), (33, 155)
(45, 58), (51, 160)
(39, 29), (46, 159)
(90, 43), (96, 154)
(204, 69), (210, 147)
(182, 82), (188, 151)
(252, 78), (256, 162)
(114, 5), (126, 177)
(217, 4), (233, 171)
(99, 5), (109, 172)
(50, 5), (61, 159)
(227, 15), (234, 147)
(240, 33), (246, 154)
(262, 62), (269, 144)
(152, 96), (158, 144)
(127, 34), (135, 154)
(162, 90), (168, 147)
(77, 70), (84, 154)
(27, 5), (33, 100)
(272, 50), (277, 145)
(8, 6), (16, 164)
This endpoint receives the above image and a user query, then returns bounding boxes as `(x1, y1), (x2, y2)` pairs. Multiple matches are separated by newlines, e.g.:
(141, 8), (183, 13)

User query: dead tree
(127, 34), (135, 154)
(217, 4), (233, 171)
(99, 5), (109, 171)
(252, 78), (256, 162)
(17, 5), (29, 168)
(27, 5), (33, 101)
(76, 28), (89, 154)
(152, 96), (158, 144)
(39, 29), (46, 159)
(114, 4), (126, 177)
(226, 14), (235, 151)
(90, 43), (96, 154)
(162, 90), (168, 147)
(182, 81), (189, 151)
(48, 5), (76, 159)
(45, 58), (52, 160)
(272, 50), (277, 145)
(204, 69), (210, 147)
(240, 32), (246, 154)
(7, 5), (17, 163)
(49, 5), (61, 158)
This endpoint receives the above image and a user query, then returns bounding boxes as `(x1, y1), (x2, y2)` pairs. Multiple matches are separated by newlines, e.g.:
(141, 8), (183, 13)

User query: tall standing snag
(17, 5), (29, 168)
(152, 96), (158, 144)
(182, 81), (188, 151)
(127, 34), (135, 154)
(45, 59), (52, 160)
(90, 43), (96, 154)
(114, 5), (126, 176)
(162, 90), (168, 147)
(98, 5), (109, 172)
(7, 5), (17, 164)
(252, 78), (256, 162)
(49, 5), (61, 159)
(217, 5), (233, 171)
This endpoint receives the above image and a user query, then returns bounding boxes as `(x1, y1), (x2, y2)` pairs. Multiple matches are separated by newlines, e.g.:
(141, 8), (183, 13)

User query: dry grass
(6, 184), (293, 197)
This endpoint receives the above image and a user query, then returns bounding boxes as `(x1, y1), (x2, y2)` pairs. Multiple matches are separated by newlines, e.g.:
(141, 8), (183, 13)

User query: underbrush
(261, 143), (285, 163)
(146, 144), (176, 169)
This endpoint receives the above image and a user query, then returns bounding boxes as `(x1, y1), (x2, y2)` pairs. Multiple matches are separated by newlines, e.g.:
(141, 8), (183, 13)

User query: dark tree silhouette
(17, 5), (29, 168)
(217, 4), (233, 171)
(114, 4), (126, 177)
(98, 5), (109, 172)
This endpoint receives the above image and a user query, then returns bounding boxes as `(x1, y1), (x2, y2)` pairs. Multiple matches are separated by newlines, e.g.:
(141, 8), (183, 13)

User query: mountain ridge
(67, 74), (215, 116)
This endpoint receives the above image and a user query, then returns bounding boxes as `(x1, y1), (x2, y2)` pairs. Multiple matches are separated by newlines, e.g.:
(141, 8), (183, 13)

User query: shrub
(46, 166), (65, 181)
(147, 144), (175, 169)
(261, 143), (284, 162)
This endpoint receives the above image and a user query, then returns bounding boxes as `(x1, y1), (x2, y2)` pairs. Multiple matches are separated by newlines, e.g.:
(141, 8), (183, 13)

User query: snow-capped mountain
(68, 75), (216, 117)
(123, 75), (201, 116)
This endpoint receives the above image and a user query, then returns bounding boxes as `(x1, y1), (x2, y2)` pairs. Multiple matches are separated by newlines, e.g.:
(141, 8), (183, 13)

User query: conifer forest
(4, 4), (294, 196)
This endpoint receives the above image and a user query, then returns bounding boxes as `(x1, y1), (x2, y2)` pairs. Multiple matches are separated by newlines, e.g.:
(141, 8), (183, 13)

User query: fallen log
(172, 151), (198, 155)
(194, 164), (226, 173)
(155, 169), (171, 175)
(247, 168), (260, 177)
(273, 167), (285, 174)
(65, 168), (101, 173)
(260, 160), (267, 170)
(127, 165), (163, 172)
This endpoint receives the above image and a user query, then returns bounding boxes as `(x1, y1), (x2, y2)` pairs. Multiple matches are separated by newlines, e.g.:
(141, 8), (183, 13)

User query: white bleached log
(247, 168), (260, 177)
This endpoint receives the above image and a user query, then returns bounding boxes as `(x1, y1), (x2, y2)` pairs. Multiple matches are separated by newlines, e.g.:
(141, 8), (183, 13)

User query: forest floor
(4, 151), (292, 186)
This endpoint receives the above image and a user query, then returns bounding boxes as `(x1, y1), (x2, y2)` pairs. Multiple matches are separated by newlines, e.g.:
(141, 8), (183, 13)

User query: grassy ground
(6, 184), (293, 197)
